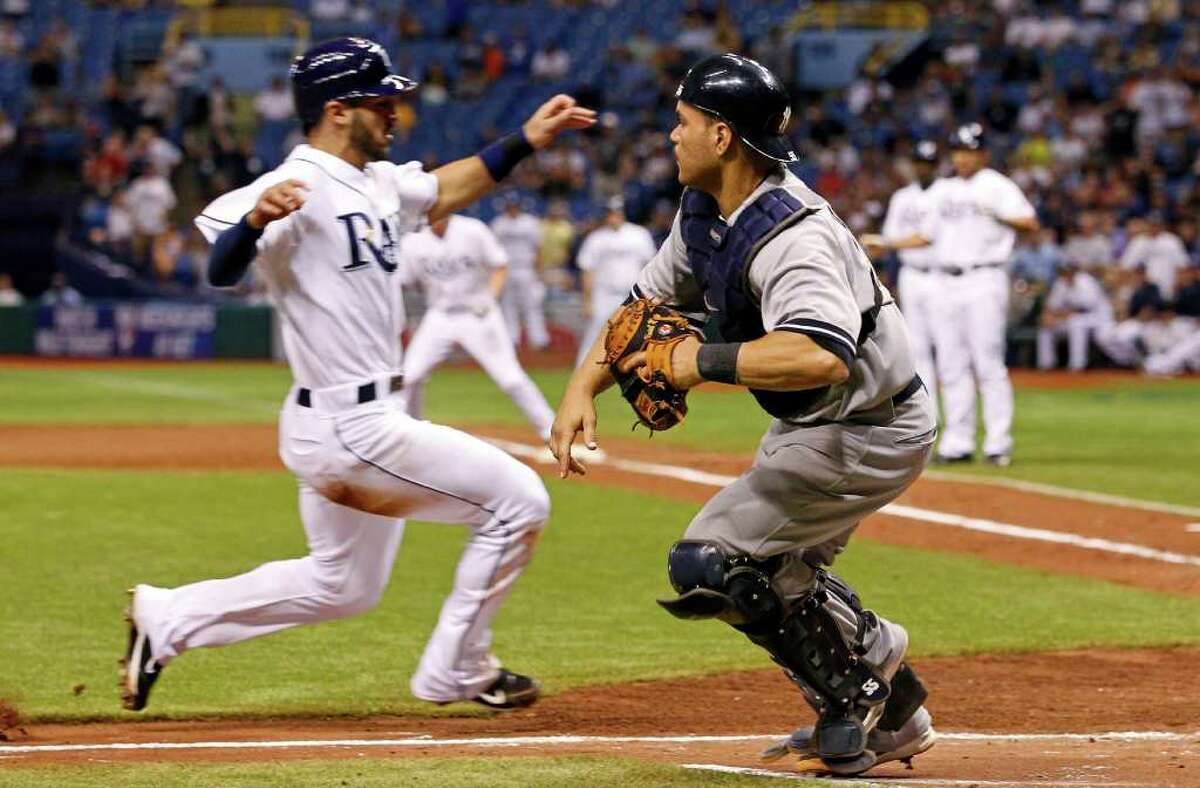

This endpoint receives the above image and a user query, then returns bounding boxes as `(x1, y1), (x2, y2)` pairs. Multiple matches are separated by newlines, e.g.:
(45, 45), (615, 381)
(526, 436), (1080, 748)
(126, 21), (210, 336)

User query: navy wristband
(479, 131), (534, 182)
(697, 342), (742, 385)
(207, 215), (264, 287)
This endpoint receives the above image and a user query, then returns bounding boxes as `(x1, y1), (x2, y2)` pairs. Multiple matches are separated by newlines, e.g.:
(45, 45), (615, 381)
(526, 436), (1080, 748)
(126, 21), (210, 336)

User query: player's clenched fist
(247, 179), (309, 229)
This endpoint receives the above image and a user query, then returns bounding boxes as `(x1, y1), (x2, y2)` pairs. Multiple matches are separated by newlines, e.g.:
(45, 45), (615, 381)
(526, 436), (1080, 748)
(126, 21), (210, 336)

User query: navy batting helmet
(913, 139), (939, 163)
(675, 53), (797, 163)
(948, 122), (986, 151)
(290, 37), (417, 132)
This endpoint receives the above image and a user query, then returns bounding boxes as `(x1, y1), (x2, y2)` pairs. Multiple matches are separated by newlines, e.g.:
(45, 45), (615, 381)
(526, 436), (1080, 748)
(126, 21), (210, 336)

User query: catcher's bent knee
(657, 540), (782, 627)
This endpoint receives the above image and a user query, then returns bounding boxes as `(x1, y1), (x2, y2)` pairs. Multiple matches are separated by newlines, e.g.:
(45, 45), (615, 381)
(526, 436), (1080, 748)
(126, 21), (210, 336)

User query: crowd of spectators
(3, 0), (1200, 373)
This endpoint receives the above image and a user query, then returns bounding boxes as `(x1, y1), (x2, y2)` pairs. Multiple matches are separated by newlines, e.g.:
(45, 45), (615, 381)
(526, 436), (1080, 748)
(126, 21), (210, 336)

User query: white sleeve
(193, 161), (314, 251)
(576, 232), (599, 271)
(993, 173), (1035, 221)
(635, 226), (657, 261)
(479, 222), (509, 269)
(389, 161), (438, 216)
(1045, 279), (1067, 311)
(880, 191), (903, 240)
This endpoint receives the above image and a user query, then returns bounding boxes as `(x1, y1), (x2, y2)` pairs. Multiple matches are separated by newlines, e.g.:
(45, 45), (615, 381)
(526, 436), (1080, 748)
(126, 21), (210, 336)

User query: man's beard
(350, 114), (390, 162)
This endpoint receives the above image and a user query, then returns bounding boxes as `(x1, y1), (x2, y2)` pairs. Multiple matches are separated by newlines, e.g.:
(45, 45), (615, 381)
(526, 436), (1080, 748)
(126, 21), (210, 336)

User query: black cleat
(119, 588), (162, 711)
(932, 453), (973, 465)
(472, 669), (541, 710)
(985, 453), (1011, 467)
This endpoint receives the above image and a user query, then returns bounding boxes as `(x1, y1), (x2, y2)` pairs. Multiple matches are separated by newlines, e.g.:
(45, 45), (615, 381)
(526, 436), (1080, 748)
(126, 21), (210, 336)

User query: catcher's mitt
(602, 299), (701, 431)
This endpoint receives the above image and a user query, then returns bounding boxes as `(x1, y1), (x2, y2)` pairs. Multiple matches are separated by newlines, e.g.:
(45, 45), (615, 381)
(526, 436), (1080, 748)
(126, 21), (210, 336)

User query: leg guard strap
(657, 540), (781, 627)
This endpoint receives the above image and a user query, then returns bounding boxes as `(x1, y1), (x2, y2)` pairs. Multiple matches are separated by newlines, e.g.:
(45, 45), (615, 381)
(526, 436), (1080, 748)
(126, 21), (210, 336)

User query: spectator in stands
(162, 30), (205, 118)
(531, 41), (570, 82)
(505, 26), (533, 76)
(482, 33), (505, 81)
(254, 76), (295, 124)
(1174, 265), (1200, 318)
(675, 7), (717, 56)
(131, 64), (175, 127)
(205, 76), (233, 132)
(1119, 211), (1190, 299)
(0, 110), (14, 154)
(125, 161), (176, 266)
(0, 18), (24, 58)
(150, 225), (185, 286)
(1, 0), (28, 22)
(0, 272), (22, 305)
(132, 124), (181, 177)
(394, 9), (423, 41)
(310, 0), (349, 22)
(40, 272), (82, 306)
(1062, 212), (1114, 271)
(105, 187), (134, 260)
(539, 199), (575, 293)
(1012, 226), (1063, 285)
(1037, 261), (1114, 371)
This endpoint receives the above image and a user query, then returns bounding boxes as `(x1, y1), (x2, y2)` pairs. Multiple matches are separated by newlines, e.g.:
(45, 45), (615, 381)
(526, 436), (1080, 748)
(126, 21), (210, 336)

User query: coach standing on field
(550, 54), (938, 777)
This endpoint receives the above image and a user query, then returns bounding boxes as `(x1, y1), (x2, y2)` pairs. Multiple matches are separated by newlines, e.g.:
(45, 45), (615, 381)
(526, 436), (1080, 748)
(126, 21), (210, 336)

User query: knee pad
(657, 540), (782, 628)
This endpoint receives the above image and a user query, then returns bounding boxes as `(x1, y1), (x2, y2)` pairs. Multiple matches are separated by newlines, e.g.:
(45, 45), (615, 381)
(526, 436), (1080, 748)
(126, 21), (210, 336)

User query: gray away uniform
(642, 169), (936, 762)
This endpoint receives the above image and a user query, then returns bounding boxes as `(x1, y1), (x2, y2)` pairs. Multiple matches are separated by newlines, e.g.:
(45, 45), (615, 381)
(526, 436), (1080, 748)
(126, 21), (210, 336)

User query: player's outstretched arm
(428, 95), (595, 222)
(208, 179), (307, 287)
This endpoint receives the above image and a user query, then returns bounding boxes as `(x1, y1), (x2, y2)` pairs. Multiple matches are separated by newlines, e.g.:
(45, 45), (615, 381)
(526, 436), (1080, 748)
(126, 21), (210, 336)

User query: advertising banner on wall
(34, 303), (218, 359)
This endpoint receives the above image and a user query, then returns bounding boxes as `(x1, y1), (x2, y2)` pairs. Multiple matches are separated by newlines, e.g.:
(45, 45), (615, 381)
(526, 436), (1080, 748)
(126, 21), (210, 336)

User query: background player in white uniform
(120, 37), (594, 713)
(400, 213), (555, 438)
(1036, 261), (1113, 371)
(574, 197), (657, 366)
(922, 124), (1038, 466)
(491, 196), (550, 350)
(861, 140), (942, 414)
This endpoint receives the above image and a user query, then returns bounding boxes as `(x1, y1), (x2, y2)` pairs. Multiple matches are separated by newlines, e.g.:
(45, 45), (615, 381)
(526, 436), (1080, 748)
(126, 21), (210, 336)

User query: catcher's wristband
(697, 342), (742, 385)
(479, 131), (534, 182)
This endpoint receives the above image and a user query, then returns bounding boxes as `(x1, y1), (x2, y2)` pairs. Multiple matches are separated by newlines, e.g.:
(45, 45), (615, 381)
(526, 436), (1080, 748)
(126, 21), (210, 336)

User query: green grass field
(1, 363), (1198, 784)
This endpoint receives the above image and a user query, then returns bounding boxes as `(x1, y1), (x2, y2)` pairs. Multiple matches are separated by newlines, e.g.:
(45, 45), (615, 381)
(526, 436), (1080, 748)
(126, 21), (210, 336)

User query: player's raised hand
(522, 94), (596, 149)
(248, 179), (309, 229)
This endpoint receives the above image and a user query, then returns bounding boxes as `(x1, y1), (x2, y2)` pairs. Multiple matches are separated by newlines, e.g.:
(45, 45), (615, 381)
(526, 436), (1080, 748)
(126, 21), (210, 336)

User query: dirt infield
(2, 417), (1198, 783)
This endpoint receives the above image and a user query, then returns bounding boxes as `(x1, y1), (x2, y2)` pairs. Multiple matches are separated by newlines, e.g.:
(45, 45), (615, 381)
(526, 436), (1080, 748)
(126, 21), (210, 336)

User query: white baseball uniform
(881, 181), (940, 412)
(924, 168), (1035, 459)
(574, 220), (656, 366)
(1118, 230), (1189, 300)
(400, 215), (555, 439)
(1143, 318), (1200, 376)
(1036, 270), (1113, 371)
(134, 144), (550, 704)
(491, 210), (550, 349)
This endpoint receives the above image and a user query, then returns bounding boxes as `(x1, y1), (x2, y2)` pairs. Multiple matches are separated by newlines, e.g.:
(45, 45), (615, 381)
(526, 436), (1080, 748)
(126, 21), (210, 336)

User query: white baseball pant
(1037, 314), (1112, 371)
(500, 269), (550, 350)
(1094, 319), (1146, 367)
(929, 267), (1013, 458)
(1144, 323), (1200, 376)
(574, 289), (627, 367)
(133, 378), (550, 703)
(403, 305), (555, 440)
(896, 266), (940, 415)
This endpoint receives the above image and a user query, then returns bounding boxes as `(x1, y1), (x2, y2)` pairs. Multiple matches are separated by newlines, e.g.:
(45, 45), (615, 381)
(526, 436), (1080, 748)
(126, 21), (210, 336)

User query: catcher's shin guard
(656, 543), (890, 760)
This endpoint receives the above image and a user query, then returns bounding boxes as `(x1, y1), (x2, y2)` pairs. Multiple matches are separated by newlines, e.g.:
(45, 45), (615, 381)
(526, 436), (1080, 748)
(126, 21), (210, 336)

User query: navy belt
(891, 374), (924, 407)
(296, 374), (404, 408)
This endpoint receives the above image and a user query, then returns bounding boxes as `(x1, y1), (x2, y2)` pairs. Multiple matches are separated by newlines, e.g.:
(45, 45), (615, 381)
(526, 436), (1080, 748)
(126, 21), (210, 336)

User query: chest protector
(680, 187), (877, 419)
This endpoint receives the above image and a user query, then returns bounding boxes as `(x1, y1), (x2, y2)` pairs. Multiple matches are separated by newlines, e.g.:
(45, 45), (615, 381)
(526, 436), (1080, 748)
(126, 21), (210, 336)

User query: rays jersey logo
(337, 212), (399, 273)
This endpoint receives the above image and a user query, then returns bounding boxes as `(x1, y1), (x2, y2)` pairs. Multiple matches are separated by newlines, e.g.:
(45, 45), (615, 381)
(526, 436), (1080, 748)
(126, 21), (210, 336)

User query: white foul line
(1, 730), (1195, 756)
(683, 763), (1149, 787)
(490, 439), (1200, 568)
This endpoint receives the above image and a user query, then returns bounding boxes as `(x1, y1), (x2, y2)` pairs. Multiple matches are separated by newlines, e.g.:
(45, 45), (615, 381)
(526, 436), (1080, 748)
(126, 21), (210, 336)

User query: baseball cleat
(119, 587), (162, 711)
(984, 453), (1011, 467)
(471, 668), (541, 710)
(932, 453), (973, 465)
(761, 705), (937, 775)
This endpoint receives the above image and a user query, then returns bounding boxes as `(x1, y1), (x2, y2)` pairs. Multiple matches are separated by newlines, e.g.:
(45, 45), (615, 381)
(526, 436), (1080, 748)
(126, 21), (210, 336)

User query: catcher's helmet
(675, 53), (797, 163)
(290, 37), (417, 132)
(913, 139), (939, 163)
(948, 122), (987, 151)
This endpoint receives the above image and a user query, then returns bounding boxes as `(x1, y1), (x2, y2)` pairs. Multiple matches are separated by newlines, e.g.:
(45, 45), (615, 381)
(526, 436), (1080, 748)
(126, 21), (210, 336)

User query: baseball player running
(550, 54), (938, 777)
(492, 196), (551, 350)
(574, 196), (657, 367)
(920, 125), (1038, 465)
(400, 213), (556, 438)
(120, 37), (593, 713)
(860, 140), (942, 414)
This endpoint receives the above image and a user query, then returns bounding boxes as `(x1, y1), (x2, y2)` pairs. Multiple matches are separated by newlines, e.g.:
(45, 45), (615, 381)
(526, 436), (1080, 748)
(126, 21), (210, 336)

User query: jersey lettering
(337, 212), (399, 273)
